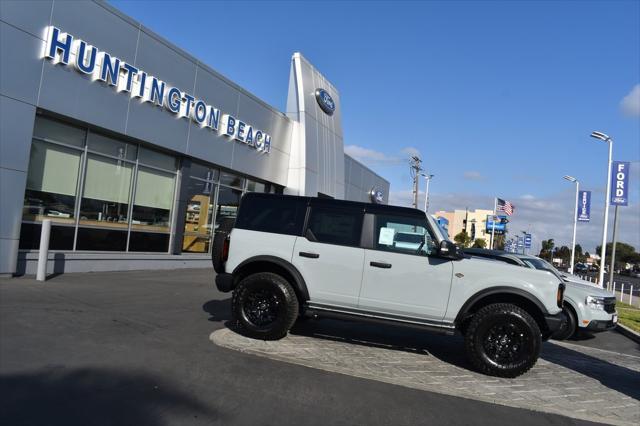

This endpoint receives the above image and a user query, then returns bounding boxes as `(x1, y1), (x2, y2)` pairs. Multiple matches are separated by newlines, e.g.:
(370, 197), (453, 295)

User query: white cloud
(463, 171), (486, 181)
(344, 145), (400, 164)
(344, 145), (425, 167)
(620, 84), (640, 117)
(520, 194), (536, 200)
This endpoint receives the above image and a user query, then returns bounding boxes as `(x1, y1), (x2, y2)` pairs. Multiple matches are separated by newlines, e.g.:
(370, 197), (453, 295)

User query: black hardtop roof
(241, 192), (426, 217)
(463, 248), (512, 257)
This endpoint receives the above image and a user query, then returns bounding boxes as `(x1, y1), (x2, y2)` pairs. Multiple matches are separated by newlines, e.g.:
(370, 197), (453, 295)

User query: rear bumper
(215, 273), (234, 293)
(544, 311), (566, 334)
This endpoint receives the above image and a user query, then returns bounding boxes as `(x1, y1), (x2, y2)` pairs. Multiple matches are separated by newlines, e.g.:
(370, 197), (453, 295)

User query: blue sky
(111, 0), (639, 253)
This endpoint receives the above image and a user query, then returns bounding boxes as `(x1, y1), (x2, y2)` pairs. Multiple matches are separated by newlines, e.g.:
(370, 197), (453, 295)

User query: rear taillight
(557, 283), (565, 308)
(222, 238), (230, 261)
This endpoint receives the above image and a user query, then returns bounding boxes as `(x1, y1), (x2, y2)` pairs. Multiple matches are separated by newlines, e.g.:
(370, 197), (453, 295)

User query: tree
(454, 231), (472, 248)
(539, 239), (555, 261)
(471, 238), (487, 249)
(556, 246), (571, 266)
(574, 244), (586, 263)
(595, 242), (639, 271)
(494, 234), (506, 250)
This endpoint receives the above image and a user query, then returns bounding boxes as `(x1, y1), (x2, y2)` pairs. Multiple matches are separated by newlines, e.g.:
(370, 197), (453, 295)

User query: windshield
(521, 257), (564, 280)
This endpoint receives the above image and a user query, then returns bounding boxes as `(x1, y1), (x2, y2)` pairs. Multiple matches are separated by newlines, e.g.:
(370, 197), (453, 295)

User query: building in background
(434, 209), (494, 245)
(0, 1), (389, 276)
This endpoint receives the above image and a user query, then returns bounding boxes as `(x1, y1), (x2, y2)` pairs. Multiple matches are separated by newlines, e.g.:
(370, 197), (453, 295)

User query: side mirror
(439, 240), (462, 260)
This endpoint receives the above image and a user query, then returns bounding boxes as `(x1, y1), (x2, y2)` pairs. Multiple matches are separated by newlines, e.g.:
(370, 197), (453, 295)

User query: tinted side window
(307, 207), (363, 246)
(235, 196), (306, 236)
(374, 213), (436, 256)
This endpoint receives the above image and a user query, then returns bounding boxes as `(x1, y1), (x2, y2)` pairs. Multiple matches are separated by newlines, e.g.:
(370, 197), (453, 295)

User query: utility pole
(409, 155), (423, 209)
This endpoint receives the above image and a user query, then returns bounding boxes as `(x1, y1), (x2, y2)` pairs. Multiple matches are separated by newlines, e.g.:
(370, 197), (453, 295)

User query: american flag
(497, 198), (515, 216)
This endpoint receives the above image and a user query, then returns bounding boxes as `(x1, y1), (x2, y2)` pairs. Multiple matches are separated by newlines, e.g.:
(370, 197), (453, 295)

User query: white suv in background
(212, 193), (566, 378)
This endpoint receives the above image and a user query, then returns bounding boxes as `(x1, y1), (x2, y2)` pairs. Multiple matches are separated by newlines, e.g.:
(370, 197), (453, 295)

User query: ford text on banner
(577, 190), (591, 222)
(610, 161), (630, 206)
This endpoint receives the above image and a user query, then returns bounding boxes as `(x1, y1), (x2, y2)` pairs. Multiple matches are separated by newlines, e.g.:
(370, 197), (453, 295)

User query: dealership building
(0, 1), (389, 276)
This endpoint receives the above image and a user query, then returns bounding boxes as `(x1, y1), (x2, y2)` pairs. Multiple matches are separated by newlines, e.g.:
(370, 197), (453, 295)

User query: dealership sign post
(608, 161), (631, 290)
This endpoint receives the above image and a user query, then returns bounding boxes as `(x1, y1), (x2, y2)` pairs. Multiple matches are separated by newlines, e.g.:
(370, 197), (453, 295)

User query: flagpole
(490, 197), (497, 249)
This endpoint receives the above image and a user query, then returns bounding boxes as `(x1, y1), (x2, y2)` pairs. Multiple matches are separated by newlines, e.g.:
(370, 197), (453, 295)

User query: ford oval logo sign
(315, 89), (335, 116)
(369, 187), (384, 204)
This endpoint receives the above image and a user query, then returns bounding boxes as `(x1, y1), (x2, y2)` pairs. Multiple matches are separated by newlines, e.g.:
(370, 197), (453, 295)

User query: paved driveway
(1, 268), (637, 425)
(213, 321), (639, 425)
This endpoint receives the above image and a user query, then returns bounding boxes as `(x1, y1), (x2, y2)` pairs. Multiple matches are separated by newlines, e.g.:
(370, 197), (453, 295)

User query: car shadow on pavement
(0, 367), (220, 426)
(202, 298), (232, 322)
(290, 318), (471, 370)
(289, 318), (640, 398)
(541, 344), (640, 401)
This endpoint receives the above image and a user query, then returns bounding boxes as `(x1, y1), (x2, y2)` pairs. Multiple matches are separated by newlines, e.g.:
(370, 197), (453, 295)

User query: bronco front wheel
(464, 303), (541, 378)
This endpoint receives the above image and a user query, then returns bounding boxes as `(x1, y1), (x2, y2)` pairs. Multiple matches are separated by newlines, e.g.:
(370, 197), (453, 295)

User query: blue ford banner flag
(610, 161), (630, 206)
(524, 234), (532, 248)
(577, 190), (591, 222)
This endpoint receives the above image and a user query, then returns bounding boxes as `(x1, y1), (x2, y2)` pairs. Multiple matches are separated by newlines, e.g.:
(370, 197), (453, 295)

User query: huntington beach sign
(43, 26), (272, 153)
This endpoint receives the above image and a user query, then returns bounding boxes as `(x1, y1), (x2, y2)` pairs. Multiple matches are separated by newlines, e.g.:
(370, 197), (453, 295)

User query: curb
(616, 324), (640, 344)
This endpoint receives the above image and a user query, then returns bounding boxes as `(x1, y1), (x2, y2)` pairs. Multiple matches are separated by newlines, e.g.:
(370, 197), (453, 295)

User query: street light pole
(563, 175), (579, 275)
(590, 131), (613, 287)
(421, 173), (434, 213)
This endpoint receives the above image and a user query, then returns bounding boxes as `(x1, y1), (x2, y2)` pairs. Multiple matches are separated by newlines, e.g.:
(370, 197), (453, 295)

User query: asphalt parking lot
(1, 268), (638, 426)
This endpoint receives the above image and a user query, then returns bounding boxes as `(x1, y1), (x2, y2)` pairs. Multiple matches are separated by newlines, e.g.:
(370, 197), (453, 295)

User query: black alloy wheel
(551, 306), (577, 341)
(232, 272), (299, 340)
(465, 303), (541, 378)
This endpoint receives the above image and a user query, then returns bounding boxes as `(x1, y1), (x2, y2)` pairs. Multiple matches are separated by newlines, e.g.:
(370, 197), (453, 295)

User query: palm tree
(540, 239), (555, 261)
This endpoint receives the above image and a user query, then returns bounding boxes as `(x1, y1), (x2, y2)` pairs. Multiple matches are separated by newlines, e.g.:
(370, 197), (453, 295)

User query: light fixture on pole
(563, 175), (579, 274)
(420, 173), (434, 213)
(590, 131), (613, 287)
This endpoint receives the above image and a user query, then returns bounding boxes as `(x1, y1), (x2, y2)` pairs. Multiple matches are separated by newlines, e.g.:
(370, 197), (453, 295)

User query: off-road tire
(551, 305), (577, 341)
(232, 272), (299, 340)
(211, 217), (235, 273)
(464, 303), (541, 378)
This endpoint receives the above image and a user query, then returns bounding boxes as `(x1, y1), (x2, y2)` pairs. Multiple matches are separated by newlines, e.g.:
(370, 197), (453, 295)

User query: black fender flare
(455, 286), (549, 325)
(232, 255), (310, 301)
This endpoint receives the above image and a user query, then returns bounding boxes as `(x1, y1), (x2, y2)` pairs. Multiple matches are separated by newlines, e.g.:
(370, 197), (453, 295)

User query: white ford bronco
(212, 193), (566, 377)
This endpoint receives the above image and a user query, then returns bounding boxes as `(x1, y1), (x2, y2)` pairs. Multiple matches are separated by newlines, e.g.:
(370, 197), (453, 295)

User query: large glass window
(373, 214), (436, 256)
(23, 140), (82, 224)
(88, 133), (137, 160)
(131, 167), (175, 232)
(33, 116), (86, 147)
(20, 116), (273, 255)
(79, 155), (132, 229)
(246, 179), (267, 193)
(182, 178), (215, 253)
(307, 207), (363, 246)
(130, 167), (176, 252)
(220, 171), (244, 188)
(215, 186), (242, 229)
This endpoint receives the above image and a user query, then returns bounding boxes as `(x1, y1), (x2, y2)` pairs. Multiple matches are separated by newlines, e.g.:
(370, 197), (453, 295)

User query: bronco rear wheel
(232, 272), (299, 340)
(465, 303), (541, 378)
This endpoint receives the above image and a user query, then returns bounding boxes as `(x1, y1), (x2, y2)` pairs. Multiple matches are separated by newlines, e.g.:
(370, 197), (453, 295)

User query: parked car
(212, 193), (566, 377)
(464, 249), (617, 340)
(574, 263), (588, 273)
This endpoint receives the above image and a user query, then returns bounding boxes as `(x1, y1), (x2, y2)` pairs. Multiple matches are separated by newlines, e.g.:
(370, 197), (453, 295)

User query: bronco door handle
(370, 261), (392, 269)
(299, 252), (320, 259)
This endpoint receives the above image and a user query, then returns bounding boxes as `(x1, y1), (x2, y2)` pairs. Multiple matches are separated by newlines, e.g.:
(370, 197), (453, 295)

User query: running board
(304, 304), (457, 336)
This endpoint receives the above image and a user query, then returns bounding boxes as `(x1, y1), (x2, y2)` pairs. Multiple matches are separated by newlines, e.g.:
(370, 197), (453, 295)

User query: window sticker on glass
(378, 227), (395, 246)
